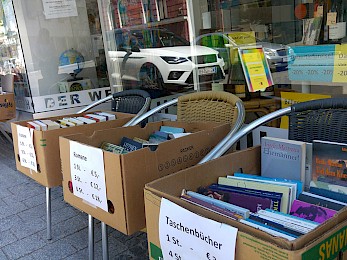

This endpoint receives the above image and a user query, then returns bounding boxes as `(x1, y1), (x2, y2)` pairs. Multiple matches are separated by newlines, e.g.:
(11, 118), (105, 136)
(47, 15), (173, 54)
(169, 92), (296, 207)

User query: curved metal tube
(199, 100), (245, 164)
(77, 95), (114, 114)
(127, 98), (178, 126)
(123, 97), (152, 126)
(204, 106), (292, 162)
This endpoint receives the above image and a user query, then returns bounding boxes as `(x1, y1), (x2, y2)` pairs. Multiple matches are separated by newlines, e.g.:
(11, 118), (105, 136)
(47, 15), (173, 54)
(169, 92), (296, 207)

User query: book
(247, 215), (303, 237)
(298, 191), (346, 211)
(27, 121), (41, 130)
(305, 143), (313, 191)
(310, 180), (347, 195)
(56, 119), (75, 127)
(39, 120), (60, 130)
(239, 219), (297, 241)
(94, 112), (116, 120)
(302, 17), (323, 45)
(258, 209), (319, 233)
(198, 184), (274, 213)
(290, 199), (337, 223)
(186, 190), (250, 218)
(180, 193), (242, 221)
(261, 136), (306, 186)
(85, 114), (107, 122)
(309, 186), (347, 204)
(63, 117), (84, 126)
(75, 117), (96, 124)
(159, 126), (185, 134)
(120, 137), (143, 152)
(312, 140), (347, 186)
(219, 176), (292, 213)
(100, 142), (128, 154)
(206, 183), (283, 212)
(33, 120), (48, 131)
(233, 173), (303, 198)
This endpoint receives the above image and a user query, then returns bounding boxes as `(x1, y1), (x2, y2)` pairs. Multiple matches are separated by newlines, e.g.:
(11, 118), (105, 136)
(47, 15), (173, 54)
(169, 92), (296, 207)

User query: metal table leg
(46, 187), (52, 240)
(102, 222), (109, 260)
(89, 215), (94, 260)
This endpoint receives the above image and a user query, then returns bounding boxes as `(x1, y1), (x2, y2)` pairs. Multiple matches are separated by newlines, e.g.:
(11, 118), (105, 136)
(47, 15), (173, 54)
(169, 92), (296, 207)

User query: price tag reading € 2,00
(159, 198), (238, 260)
(69, 141), (108, 211)
(16, 125), (37, 172)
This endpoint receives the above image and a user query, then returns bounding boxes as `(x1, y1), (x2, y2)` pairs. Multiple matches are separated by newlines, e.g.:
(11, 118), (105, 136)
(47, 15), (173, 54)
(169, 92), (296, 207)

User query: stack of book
(26, 112), (116, 130)
(179, 137), (347, 241)
(100, 126), (190, 154)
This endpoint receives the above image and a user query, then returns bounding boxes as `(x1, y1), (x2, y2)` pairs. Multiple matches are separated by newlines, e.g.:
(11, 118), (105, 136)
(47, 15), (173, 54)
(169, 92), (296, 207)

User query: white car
(108, 28), (225, 90)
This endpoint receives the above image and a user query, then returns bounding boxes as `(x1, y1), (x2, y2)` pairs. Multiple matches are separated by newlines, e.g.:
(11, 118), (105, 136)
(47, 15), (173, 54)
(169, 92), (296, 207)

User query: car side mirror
(131, 46), (140, 52)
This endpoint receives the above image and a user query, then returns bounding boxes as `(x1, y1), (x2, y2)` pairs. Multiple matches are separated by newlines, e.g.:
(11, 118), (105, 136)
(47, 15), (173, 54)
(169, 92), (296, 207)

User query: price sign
(16, 125), (37, 172)
(69, 141), (108, 211)
(159, 198), (238, 260)
(333, 44), (347, 83)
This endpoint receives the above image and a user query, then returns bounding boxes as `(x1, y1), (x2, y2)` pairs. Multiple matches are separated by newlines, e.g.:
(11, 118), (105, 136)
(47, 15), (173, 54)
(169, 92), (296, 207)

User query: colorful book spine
(298, 191), (346, 211)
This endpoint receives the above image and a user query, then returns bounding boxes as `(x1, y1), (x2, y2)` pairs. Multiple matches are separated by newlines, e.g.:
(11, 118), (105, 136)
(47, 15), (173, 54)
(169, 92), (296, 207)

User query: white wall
(13, 0), (98, 97)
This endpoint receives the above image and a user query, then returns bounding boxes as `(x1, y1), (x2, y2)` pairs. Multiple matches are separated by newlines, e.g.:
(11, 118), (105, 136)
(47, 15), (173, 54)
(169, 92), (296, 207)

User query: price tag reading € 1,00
(16, 125), (37, 172)
(159, 198), (238, 260)
(69, 141), (108, 211)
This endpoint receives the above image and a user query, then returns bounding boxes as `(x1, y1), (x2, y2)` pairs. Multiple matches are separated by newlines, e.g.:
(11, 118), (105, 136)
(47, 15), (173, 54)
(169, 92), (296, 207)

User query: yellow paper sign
(333, 44), (347, 82)
(280, 92), (331, 129)
(326, 12), (337, 26)
(228, 31), (256, 64)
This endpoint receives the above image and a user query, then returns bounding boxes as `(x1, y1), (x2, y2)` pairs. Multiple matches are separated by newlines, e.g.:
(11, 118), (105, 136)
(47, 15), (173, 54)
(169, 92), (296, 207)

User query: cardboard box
(11, 112), (133, 187)
(60, 121), (230, 235)
(144, 146), (347, 260)
(0, 93), (15, 121)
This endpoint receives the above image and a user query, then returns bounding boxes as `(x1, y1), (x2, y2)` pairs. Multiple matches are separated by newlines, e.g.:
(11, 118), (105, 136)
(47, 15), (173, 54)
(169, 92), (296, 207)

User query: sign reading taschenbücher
(69, 141), (108, 211)
(16, 125), (37, 172)
(159, 198), (238, 260)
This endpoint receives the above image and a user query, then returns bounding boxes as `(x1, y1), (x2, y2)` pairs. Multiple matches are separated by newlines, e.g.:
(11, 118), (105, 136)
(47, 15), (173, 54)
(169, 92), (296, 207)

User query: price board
(159, 198), (238, 260)
(16, 125), (37, 172)
(333, 44), (347, 83)
(69, 141), (108, 211)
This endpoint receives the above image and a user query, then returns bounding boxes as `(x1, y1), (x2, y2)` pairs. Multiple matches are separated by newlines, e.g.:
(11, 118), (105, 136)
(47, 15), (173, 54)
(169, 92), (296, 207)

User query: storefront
(3, 0), (347, 118)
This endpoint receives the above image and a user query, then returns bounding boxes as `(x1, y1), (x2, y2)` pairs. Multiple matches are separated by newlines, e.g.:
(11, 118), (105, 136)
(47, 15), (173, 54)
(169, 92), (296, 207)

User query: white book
(39, 120), (60, 130)
(27, 121), (41, 130)
(75, 117), (96, 124)
(63, 117), (84, 126)
(257, 209), (319, 231)
(94, 112), (116, 120)
(33, 120), (48, 131)
(240, 219), (297, 241)
(56, 119), (75, 127)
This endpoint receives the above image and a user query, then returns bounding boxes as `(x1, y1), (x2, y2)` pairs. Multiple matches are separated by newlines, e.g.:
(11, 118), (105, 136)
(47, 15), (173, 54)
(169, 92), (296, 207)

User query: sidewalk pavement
(0, 133), (149, 259)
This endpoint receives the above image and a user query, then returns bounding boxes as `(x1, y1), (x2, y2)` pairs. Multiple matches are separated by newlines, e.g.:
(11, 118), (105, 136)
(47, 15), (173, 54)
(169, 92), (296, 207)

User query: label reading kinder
(159, 198), (238, 260)
(16, 125), (37, 172)
(69, 141), (108, 211)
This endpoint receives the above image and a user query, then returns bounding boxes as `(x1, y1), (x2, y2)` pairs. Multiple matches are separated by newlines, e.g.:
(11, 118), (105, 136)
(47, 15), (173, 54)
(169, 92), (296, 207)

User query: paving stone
(10, 217), (46, 240)
(18, 239), (77, 260)
(0, 249), (9, 260)
(2, 233), (46, 259)
(0, 215), (22, 233)
(0, 231), (17, 248)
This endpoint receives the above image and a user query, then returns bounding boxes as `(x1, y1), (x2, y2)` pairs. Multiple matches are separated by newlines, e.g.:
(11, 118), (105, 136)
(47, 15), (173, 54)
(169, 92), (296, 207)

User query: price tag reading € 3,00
(159, 198), (238, 260)
(69, 141), (108, 211)
(16, 125), (38, 172)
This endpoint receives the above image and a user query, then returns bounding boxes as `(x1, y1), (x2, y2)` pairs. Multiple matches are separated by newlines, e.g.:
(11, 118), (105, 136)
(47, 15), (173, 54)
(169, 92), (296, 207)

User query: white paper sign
(42, 0), (78, 19)
(16, 125), (38, 172)
(159, 198), (238, 260)
(69, 141), (108, 211)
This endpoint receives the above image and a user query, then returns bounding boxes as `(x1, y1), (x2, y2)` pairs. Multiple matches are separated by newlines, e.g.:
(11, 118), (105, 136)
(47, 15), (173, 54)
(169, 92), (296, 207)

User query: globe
(59, 49), (85, 76)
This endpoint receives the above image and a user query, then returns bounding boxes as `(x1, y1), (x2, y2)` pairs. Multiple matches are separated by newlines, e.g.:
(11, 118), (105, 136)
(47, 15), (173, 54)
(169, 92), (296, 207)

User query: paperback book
(298, 191), (347, 211)
(289, 199), (337, 223)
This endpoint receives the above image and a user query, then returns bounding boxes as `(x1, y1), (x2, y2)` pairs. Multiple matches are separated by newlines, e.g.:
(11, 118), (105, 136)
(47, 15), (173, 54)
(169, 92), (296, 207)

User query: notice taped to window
(159, 198), (238, 260)
(42, 0), (78, 19)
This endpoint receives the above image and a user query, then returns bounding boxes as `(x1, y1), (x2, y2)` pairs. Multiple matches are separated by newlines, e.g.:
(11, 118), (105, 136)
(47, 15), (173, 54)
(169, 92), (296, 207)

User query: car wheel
(139, 63), (165, 90)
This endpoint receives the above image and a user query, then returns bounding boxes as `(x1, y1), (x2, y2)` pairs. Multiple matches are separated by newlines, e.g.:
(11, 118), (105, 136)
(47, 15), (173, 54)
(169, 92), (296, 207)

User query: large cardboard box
(144, 146), (347, 260)
(0, 93), (15, 120)
(11, 112), (133, 187)
(60, 121), (230, 235)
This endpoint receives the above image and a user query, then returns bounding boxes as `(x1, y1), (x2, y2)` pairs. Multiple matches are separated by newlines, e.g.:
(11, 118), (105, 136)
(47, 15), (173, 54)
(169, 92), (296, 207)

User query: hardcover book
(298, 191), (346, 211)
(312, 140), (347, 186)
(309, 186), (347, 203)
(289, 199), (337, 223)
(261, 137), (306, 185)
(159, 125), (185, 134)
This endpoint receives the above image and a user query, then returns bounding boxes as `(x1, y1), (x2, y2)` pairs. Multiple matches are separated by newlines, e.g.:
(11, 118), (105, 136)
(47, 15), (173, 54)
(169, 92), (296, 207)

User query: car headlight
(263, 48), (276, 57)
(161, 56), (189, 64)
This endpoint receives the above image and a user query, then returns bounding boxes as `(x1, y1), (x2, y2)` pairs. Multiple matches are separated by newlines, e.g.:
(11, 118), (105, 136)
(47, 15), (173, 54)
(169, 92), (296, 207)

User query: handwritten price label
(16, 125), (37, 172)
(69, 141), (108, 211)
(159, 199), (238, 260)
